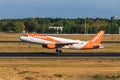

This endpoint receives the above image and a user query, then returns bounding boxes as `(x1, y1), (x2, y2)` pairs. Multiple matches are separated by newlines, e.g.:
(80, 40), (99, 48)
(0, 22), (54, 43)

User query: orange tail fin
(82, 30), (105, 49)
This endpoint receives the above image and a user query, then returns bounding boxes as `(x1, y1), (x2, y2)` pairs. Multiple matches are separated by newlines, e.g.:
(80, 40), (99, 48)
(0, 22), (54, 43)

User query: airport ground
(0, 32), (120, 80)
(0, 32), (120, 52)
(0, 58), (120, 80)
(0, 32), (120, 41)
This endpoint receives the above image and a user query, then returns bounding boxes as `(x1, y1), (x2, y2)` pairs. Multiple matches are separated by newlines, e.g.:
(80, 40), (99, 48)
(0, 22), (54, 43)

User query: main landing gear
(56, 48), (62, 53)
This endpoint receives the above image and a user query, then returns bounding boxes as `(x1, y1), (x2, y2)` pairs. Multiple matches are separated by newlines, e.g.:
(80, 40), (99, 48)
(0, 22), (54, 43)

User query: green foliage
(25, 18), (39, 32)
(12, 21), (25, 33)
(0, 17), (120, 34)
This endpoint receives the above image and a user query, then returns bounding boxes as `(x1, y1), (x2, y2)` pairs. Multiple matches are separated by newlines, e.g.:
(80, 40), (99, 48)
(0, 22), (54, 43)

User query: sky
(0, 0), (120, 19)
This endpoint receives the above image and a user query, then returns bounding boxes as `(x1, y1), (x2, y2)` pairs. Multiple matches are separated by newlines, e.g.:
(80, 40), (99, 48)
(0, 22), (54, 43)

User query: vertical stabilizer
(82, 30), (105, 49)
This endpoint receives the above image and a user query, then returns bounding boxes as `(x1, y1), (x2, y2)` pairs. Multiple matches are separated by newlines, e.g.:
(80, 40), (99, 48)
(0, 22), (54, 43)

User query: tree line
(0, 17), (120, 34)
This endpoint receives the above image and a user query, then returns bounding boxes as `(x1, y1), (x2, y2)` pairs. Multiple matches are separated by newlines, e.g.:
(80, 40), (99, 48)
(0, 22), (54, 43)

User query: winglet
(82, 30), (105, 49)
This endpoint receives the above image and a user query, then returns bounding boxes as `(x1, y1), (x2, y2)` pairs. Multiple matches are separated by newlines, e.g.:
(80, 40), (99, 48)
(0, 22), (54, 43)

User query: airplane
(20, 30), (105, 53)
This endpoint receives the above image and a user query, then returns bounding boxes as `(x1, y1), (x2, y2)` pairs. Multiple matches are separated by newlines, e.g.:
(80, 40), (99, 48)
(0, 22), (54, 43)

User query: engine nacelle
(42, 44), (56, 49)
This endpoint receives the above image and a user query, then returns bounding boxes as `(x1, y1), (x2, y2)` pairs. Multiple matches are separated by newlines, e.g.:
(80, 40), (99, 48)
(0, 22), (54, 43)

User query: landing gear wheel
(58, 50), (62, 53)
(56, 48), (59, 52)
(56, 48), (62, 53)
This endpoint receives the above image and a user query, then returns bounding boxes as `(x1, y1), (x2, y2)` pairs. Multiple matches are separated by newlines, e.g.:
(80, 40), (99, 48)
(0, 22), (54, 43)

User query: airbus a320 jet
(20, 30), (105, 53)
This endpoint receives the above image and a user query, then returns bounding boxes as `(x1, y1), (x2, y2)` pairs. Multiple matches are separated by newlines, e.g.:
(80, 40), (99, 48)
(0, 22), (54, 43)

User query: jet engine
(42, 44), (56, 49)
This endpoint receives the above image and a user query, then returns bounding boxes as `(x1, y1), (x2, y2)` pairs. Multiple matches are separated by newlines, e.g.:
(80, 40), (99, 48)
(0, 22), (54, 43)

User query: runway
(0, 52), (120, 58)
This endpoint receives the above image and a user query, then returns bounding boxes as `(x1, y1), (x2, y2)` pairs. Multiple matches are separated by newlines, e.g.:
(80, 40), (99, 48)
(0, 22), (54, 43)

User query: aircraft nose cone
(20, 36), (24, 41)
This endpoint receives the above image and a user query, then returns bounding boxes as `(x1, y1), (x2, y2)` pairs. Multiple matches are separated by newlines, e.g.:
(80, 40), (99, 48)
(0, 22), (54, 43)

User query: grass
(54, 74), (63, 78)
(0, 32), (120, 80)
(92, 73), (120, 80)
(0, 58), (120, 67)
(0, 32), (120, 41)
(0, 32), (22, 41)
(0, 58), (120, 80)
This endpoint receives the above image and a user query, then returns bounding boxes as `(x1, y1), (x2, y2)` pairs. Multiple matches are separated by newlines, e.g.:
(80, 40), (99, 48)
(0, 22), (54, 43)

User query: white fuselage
(20, 35), (87, 49)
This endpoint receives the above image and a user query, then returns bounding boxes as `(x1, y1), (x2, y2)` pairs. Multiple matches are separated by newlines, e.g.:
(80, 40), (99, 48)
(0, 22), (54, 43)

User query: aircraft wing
(56, 42), (77, 45)
(54, 42), (77, 48)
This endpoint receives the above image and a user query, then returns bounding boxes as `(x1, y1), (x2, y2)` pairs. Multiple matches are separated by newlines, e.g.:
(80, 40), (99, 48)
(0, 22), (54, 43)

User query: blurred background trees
(0, 17), (119, 34)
